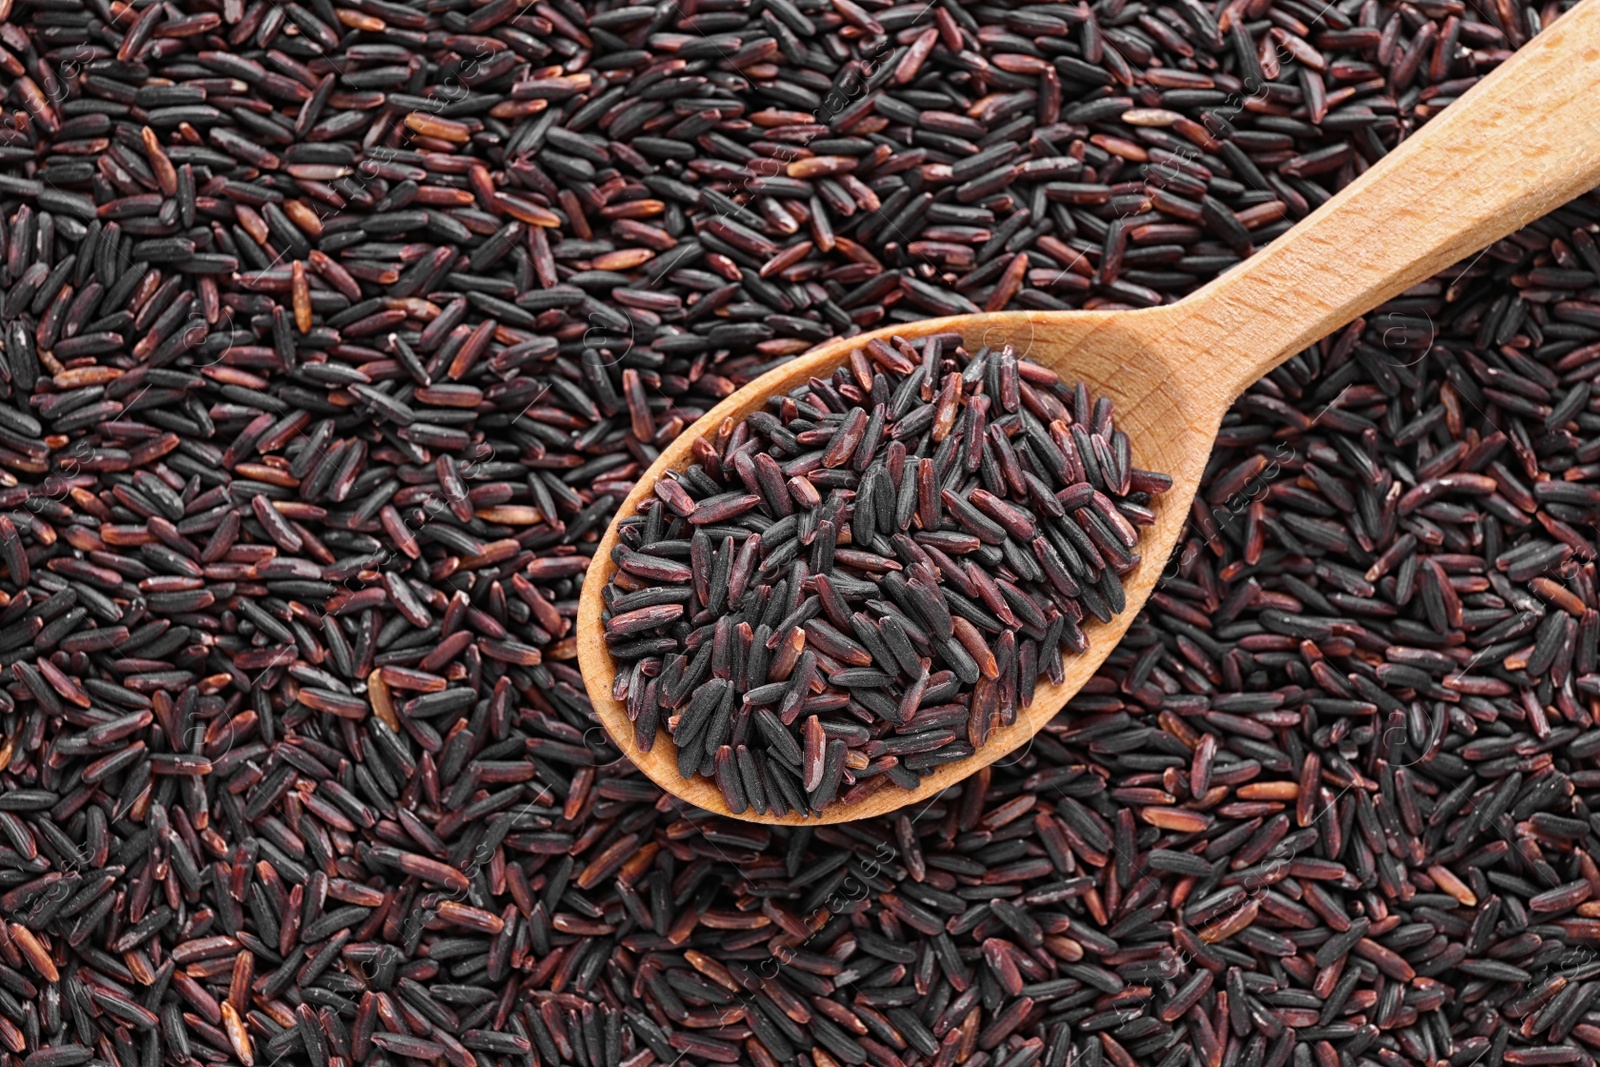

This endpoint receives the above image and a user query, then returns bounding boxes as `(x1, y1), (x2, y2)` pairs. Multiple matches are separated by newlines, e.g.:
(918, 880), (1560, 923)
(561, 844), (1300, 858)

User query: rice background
(1, 0), (1599, 1065)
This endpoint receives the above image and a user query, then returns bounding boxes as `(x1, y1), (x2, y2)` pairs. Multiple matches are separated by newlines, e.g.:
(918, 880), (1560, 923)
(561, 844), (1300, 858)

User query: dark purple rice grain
(630, 341), (1162, 812)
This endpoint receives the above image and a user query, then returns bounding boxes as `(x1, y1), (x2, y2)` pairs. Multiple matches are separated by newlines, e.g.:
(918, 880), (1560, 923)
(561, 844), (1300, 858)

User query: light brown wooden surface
(577, 0), (1600, 824)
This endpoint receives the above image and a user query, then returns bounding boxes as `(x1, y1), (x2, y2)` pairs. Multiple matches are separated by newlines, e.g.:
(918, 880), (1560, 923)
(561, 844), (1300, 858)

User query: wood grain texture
(577, 0), (1600, 824)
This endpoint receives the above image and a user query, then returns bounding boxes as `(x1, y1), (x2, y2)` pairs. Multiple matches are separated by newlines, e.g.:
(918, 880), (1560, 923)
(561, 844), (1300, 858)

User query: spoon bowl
(578, 0), (1600, 823)
(579, 305), (1216, 823)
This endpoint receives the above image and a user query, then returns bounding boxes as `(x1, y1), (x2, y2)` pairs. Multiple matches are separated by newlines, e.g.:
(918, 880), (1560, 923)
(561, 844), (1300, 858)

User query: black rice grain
(603, 341), (1165, 815)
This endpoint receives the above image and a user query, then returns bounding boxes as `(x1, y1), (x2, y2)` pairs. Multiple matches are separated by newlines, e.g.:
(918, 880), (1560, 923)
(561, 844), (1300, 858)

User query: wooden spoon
(578, 2), (1600, 824)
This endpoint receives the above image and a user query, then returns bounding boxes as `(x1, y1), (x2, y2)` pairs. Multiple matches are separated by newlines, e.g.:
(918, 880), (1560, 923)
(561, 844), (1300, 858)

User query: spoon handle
(1167, 0), (1600, 402)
